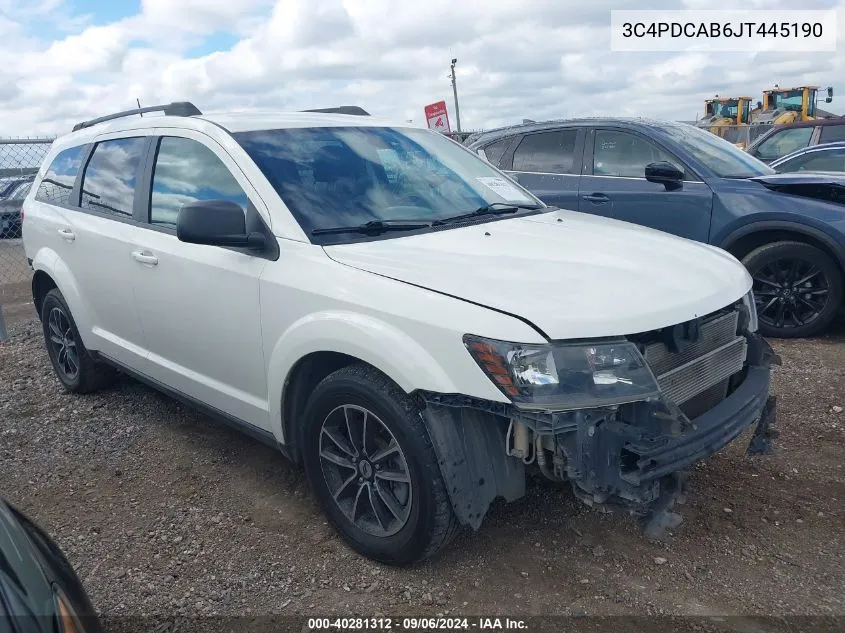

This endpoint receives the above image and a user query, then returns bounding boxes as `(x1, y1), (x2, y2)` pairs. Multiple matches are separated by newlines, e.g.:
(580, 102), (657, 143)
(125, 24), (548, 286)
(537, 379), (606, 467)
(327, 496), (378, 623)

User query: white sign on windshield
(476, 177), (533, 203)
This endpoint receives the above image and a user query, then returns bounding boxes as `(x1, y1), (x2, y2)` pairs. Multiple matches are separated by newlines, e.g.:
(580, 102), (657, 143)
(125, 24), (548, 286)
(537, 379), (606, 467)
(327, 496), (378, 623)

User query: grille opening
(635, 306), (748, 417)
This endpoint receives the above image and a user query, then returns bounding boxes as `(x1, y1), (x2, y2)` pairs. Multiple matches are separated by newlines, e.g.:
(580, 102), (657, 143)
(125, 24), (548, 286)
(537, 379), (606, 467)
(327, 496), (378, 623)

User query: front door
(130, 131), (271, 430)
(578, 128), (713, 242)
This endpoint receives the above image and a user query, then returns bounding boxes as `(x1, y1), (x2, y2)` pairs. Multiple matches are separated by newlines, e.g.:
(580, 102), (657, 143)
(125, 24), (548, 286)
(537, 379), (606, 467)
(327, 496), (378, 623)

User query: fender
(717, 219), (845, 270)
(266, 311), (462, 444)
(30, 248), (96, 347)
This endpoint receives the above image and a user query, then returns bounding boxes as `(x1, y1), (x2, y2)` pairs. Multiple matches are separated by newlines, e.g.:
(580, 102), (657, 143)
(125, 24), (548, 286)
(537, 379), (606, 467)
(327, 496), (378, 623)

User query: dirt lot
(0, 286), (843, 623)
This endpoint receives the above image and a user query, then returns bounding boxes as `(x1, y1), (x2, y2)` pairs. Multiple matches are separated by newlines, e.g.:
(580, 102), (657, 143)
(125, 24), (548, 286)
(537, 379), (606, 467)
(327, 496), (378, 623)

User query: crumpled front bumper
(623, 338), (778, 487)
(559, 333), (779, 519)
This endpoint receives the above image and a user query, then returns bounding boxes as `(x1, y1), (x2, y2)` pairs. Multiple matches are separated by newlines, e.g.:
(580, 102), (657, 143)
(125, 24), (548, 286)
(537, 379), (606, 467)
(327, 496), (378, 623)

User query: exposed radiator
(643, 310), (747, 407)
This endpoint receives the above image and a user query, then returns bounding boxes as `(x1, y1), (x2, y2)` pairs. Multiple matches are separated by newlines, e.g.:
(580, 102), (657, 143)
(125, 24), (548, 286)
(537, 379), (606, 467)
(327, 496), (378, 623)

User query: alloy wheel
(48, 307), (79, 380)
(318, 404), (412, 538)
(752, 257), (830, 331)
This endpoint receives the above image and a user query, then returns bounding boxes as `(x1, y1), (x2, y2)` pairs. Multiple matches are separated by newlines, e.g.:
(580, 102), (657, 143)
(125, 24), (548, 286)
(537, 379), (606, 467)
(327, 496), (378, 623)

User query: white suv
(23, 102), (777, 564)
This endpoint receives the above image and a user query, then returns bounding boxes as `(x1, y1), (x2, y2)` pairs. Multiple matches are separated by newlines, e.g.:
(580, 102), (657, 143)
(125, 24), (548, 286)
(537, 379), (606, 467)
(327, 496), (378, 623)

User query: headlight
(742, 289), (758, 333)
(464, 334), (660, 410)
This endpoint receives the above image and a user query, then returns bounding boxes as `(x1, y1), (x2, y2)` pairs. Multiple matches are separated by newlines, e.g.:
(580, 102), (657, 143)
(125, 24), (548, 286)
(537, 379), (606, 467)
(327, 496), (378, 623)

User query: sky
(0, 0), (843, 136)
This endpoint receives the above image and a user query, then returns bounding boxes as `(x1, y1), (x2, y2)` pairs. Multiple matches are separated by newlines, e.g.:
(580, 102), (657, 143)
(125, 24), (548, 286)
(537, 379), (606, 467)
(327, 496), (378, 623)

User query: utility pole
(450, 58), (462, 133)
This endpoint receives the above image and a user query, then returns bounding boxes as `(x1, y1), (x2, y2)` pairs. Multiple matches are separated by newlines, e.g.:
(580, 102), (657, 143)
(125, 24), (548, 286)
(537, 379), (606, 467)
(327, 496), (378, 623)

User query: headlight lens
(742, 289), (758, 333)
(464, 335), (660, 409)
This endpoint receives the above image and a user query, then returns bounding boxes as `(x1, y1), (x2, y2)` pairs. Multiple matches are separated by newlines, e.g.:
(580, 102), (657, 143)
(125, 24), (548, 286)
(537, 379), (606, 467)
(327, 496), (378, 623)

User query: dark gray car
(771, 142), (845, 174)
(0, 178), (32, 238)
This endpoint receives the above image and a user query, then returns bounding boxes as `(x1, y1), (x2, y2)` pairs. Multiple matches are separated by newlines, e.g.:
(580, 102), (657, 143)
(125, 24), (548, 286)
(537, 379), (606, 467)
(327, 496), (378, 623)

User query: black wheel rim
(752, 257), (830, 331)
(319, 404), (412, 537)
(48, 307), (79, 380)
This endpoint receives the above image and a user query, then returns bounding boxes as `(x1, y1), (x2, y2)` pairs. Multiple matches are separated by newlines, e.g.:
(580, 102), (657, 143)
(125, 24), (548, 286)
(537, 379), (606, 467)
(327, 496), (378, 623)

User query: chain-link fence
(0, 137), (54, 338)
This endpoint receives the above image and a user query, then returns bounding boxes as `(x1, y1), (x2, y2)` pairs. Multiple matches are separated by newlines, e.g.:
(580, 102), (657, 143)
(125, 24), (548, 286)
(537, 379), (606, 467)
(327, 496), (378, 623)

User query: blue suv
(467, 119), (845, 338)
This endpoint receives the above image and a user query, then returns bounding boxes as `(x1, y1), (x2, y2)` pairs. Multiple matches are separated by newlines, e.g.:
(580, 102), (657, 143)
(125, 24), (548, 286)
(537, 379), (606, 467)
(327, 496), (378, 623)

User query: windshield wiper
(433, 202), (543, 226)
(311, 219), (432, 236)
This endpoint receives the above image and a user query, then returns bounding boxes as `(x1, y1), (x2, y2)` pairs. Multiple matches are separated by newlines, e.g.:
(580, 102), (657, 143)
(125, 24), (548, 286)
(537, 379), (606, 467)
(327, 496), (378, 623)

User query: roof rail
(72, 102), (202, 132)
(301, 106), (370, 116)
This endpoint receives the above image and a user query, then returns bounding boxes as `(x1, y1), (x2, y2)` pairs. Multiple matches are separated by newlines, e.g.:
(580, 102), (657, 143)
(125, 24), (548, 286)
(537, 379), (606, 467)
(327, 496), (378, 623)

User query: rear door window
(35, 146), (86, 206)
(819, 125), (845, 143)
(512, 130), (579, 174)
(80, 138), (146, 217)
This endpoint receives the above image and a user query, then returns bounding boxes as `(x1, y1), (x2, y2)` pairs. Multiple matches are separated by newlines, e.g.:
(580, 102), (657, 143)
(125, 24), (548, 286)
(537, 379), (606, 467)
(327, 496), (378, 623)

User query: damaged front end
(420, 299), (780, 537)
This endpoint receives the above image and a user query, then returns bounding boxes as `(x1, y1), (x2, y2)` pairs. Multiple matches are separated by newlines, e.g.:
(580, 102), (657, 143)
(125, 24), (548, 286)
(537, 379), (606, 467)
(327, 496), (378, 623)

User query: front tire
(743, 241), (843, 339)
(41, 289), (115, 393)
(302, 364), (458, 565)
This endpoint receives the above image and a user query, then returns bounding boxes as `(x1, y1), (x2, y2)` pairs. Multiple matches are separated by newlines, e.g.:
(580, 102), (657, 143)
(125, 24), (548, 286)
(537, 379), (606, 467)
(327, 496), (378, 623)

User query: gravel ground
(1, 312), (843, 622)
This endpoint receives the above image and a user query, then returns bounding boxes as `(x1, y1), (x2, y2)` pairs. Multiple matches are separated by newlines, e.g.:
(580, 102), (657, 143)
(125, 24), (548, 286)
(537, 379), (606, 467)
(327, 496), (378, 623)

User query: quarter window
(512, 130), (578, 174)
(150, 137), (249, 228)
(80, 138), (146, 217)
(480, 138), (511, 168)
(35, 146), (86, 206)
(593, 130), (677, 178)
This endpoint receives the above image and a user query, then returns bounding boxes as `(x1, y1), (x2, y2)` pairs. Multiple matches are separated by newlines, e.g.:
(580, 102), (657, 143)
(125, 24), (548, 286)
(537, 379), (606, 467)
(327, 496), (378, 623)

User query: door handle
(131, 250), (158, 266)
(57, 228), (75, 242)
(582, 193), (610, 204)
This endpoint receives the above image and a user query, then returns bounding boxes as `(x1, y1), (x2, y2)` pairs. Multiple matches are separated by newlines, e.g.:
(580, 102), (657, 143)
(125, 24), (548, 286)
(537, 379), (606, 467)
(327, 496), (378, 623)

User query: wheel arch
(29, 251), (95, 345)
(720, 221), (845, 274)
(267, 311), (464, 461)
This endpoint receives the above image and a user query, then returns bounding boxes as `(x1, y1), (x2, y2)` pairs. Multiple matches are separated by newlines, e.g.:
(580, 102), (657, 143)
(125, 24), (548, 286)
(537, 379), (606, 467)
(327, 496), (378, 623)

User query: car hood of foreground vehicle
(323, 209), (752, 340)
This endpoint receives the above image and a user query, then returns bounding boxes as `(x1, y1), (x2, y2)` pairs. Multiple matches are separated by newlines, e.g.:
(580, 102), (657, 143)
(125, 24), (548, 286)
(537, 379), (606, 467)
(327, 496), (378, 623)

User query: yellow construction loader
(750, 85), (834, 125)
(697, 96), (754, 146)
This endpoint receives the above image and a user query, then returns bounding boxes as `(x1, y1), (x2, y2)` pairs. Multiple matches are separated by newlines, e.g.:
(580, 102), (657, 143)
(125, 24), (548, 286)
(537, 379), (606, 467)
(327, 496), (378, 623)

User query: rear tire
(302, 364), (458, 565)
(41, 289), (115, 393)
(742, 241), (843, 339)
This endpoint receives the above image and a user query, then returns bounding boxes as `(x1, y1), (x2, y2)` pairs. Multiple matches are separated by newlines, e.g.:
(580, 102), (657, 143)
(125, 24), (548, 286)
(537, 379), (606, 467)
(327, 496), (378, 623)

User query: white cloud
(0, 0), (842, 135)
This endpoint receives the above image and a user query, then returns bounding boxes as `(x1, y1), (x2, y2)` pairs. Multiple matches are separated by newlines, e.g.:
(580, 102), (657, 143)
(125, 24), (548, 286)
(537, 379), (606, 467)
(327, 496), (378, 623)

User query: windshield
(716, 101), (738, 118)
(773, 90), (804, 112)
(660, 124), (775, 178)
(234, 126), (544, 242)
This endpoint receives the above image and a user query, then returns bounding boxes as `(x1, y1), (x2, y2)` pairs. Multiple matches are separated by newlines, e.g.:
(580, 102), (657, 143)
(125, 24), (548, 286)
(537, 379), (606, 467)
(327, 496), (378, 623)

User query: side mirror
(645, 161), (684, 190)
(825, 86), (833, 103)
(177, 200), (265, 249)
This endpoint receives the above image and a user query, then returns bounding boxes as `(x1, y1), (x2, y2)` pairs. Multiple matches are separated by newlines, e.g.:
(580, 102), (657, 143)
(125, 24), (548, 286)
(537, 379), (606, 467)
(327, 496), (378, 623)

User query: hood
(749, 173), (845, 206)
(324, 210), (751, 340)
(751, 172), (845, 186)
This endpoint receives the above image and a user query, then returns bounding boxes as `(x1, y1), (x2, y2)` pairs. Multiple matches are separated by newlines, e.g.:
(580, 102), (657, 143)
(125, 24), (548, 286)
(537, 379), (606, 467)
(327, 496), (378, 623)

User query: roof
(55, 107), (415, 148)
(465, 117), (695, 147)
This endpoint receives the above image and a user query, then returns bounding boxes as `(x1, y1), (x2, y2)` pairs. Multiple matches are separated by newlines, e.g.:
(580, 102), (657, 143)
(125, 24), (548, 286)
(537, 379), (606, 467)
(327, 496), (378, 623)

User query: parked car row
(745, 117), (845, 164)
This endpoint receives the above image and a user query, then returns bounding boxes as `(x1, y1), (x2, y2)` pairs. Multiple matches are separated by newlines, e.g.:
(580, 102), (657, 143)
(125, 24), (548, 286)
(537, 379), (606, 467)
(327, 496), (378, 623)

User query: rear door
(502, 128), (584, 210)
(34, 136), (152, 368)
(128, 130), (271, 429)
(578, 127), (713, 241)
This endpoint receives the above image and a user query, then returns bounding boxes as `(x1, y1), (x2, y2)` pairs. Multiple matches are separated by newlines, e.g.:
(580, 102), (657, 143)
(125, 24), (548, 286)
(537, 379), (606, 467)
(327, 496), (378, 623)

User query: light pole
(450, 58), (462, 134)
